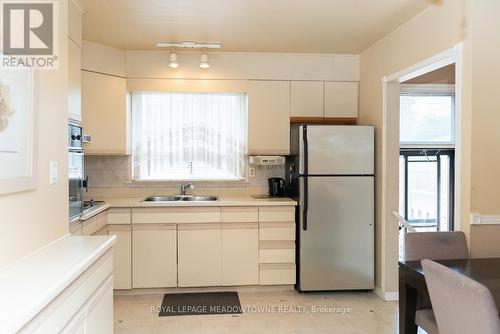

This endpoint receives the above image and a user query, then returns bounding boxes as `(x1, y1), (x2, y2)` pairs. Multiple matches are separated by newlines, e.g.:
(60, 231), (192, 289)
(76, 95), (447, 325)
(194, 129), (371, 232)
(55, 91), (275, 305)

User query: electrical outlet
(248, 167), (256, 178)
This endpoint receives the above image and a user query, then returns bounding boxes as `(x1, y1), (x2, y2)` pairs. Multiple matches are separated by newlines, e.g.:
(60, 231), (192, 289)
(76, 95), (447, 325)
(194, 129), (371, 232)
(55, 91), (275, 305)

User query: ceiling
(81, 0), (430, 53)
(404, 64), (456, 84)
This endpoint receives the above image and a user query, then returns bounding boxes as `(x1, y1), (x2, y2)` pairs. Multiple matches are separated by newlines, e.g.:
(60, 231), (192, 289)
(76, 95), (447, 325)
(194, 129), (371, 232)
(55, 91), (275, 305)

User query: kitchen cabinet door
(247, 81), (290, 155)
(290, 81), (324, 118)
(222, 223), (259, 286)
(85, 276), (114, 334)
(132, 224), (177, 288)
(178, 223), (222, 287)
(324, 81), (359, 118)
(82, 71), (129, 155)
(68, 39), (81, 123)
(107, 225), (132, 289)
(68, 0), (82, 46)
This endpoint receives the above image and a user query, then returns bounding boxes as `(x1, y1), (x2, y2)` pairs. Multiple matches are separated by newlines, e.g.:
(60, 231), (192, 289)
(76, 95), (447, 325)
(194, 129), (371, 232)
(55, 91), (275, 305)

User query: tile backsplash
(84, 155), (286, 189)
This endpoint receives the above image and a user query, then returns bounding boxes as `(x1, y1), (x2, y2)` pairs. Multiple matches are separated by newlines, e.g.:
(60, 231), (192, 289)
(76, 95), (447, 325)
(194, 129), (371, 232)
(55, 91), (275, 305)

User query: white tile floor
(114, 291), (400, 334)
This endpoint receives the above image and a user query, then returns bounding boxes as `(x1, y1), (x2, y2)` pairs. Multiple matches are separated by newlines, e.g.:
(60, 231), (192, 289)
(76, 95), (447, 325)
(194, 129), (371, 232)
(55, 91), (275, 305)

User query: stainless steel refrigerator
(288, 125), (375, 291)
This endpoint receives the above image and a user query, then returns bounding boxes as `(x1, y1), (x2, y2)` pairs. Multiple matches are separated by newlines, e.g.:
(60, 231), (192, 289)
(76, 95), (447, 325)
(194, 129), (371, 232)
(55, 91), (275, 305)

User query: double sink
(143, 195), (218, 202)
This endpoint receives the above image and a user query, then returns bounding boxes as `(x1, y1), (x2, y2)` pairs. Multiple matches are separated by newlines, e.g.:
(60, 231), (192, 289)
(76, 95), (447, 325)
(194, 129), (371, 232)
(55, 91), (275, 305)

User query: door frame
(379, 43), (464, 300)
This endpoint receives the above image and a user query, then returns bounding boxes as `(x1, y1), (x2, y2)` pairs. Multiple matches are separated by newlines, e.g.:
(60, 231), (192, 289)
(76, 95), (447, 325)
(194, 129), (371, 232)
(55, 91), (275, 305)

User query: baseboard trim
(374, 287), (399, 301)
(114, 285), (295, 296)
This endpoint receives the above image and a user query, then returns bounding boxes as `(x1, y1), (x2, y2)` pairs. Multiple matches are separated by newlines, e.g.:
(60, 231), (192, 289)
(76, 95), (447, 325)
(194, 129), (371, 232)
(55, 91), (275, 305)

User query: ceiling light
(169, 49), (178, 68)
(157, 41), (221, 49)
(200, 50), (210, 69)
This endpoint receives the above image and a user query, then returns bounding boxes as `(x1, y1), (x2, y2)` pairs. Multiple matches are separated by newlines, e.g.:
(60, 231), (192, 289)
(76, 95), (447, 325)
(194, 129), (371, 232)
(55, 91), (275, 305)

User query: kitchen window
(131, 92), (247, 181)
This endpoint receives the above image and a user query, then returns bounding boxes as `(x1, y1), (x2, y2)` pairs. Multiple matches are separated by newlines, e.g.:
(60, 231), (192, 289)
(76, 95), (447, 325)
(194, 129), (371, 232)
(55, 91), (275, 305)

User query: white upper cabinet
(68, 0), (83, 123)
(68, 39), (81, 123)
(68, 0), (83, 46)
(324, 81), (359, 118)
(247, 81), (290, 155)
(82, 41), (127, 77)
(290, 81), (324, 118)
(82, 71), (129, 155)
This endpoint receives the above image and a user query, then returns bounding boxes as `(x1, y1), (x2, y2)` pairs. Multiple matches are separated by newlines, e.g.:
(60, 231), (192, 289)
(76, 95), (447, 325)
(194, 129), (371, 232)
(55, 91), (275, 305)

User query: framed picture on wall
(0, 65), (38, 195)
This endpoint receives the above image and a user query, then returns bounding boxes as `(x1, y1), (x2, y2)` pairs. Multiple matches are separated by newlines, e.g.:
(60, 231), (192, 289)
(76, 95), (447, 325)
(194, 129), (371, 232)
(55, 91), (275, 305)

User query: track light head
(200, 51), (210, 69)
(169, 50), (178, 68)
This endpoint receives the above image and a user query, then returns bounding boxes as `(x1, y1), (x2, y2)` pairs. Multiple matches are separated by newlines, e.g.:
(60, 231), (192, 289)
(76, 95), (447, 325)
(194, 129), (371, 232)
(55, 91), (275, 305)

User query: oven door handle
(83, 175), (88, 192)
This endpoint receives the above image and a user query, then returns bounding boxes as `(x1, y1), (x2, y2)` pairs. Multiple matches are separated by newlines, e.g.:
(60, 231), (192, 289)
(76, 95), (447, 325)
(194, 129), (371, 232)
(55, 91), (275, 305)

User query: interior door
(299, 176), (374, 291)
(301, 126), (374, 175)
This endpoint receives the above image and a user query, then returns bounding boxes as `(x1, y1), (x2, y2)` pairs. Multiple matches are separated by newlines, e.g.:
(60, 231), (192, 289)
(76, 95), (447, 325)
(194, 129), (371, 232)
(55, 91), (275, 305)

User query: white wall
(0, 1), (69, 268)
(358, 0), (468, 295)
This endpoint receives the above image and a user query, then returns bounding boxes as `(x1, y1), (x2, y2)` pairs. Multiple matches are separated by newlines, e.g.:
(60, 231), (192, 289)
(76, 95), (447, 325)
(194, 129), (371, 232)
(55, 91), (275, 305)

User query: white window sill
(126, 178), (250, 184)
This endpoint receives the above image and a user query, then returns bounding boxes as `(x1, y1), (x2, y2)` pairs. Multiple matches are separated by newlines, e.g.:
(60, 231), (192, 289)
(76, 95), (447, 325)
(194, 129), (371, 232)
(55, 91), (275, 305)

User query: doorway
(380, 44), (463, 297)
(398, 65), (457, 233)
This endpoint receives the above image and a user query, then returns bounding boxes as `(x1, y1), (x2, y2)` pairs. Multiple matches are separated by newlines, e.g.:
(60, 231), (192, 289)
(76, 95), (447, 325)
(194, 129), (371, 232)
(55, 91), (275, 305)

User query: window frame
(399, 84), (456, 146)
(399, 148), (455, 231)
(129, 91), (248, 182)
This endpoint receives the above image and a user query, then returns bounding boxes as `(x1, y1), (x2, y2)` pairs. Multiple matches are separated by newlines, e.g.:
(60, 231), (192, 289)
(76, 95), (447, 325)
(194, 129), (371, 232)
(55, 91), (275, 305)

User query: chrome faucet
(180, 183), (194, 196)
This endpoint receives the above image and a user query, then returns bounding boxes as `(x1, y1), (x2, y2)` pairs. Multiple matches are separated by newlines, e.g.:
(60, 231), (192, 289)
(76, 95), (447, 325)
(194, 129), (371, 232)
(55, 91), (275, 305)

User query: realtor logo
(1, 0), (59, 69)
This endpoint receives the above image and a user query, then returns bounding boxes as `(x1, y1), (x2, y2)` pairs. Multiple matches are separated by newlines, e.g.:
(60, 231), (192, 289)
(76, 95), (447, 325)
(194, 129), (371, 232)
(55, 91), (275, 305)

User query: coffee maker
(268, 177), (285, 197)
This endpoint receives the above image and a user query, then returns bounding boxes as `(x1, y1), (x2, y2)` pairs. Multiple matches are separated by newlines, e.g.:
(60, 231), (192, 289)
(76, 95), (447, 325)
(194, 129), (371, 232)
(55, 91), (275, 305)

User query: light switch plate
(50, 161), (58, 184)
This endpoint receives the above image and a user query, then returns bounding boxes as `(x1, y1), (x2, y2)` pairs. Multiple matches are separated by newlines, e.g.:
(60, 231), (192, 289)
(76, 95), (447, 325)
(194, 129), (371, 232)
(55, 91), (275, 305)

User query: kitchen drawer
(259, 241), (295, 263)
(132, 207), (220, 224)
(259, 263), (296, 285)
(259, 206), (295, 222)
(82, 211), (108, 235)
(108, 208), (131, 225)
(259, 222), (295, 241)
(221, 207), (258, 223)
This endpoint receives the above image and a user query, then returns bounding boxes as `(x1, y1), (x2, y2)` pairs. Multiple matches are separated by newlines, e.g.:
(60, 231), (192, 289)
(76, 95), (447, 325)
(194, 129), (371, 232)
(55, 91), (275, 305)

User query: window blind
(131, 92), (247, 180)
(400, 92), (455, 145)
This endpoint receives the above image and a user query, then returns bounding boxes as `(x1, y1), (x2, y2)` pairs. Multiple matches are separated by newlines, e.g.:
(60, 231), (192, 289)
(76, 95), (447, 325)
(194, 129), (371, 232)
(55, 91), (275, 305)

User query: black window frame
(400, 148), (455, 231)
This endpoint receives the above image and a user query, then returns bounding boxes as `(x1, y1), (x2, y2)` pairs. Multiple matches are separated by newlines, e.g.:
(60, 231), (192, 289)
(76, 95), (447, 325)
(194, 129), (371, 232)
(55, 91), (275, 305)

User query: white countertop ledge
(0, 234), (116, 334)
(100, 196), (297, 208)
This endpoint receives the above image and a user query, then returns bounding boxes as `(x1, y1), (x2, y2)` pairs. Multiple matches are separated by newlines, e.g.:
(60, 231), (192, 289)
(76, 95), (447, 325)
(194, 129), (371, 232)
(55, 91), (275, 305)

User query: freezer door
(299, 176), (374, 291)
(303, 126), (374, 175)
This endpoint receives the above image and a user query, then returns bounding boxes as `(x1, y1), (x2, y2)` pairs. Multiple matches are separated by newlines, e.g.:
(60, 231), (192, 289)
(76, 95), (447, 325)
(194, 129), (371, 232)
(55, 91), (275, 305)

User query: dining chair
(422, 259), (500, 334)
(404, 231), (469, 334)
(404, 231), (469, 261)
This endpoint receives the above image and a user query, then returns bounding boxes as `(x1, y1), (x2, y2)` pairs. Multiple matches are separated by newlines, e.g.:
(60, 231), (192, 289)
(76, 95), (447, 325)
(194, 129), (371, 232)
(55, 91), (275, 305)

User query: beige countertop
(91, 196), (297, 208)
(0, 235), (116, 333)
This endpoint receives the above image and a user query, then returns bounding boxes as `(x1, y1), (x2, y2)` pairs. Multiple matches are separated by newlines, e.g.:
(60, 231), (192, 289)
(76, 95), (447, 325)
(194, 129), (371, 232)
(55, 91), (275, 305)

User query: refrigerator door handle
(303, 126), (308, 231)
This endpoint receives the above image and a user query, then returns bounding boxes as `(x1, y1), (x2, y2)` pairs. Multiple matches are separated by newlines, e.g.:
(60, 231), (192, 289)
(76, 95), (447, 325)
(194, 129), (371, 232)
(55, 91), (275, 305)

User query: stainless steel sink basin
(142, 195), (218, 202)
(143, 196), (181, 202)
(182, 196), (218, 202)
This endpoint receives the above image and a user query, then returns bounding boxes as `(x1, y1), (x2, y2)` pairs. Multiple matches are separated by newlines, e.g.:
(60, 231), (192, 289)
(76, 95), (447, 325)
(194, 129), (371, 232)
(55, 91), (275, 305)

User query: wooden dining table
(399, 258), (500, 334)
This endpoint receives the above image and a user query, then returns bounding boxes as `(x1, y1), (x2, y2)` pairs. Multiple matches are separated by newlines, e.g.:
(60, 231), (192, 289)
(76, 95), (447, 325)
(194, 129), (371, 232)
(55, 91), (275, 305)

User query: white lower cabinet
(76, 205), (296, 290)
(84, 276), (114, 334)
(178, 223), (222, 287)
(107, 224), (132, 289)
(222, 223), (259, 286)
(132, 224), (177, 288)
